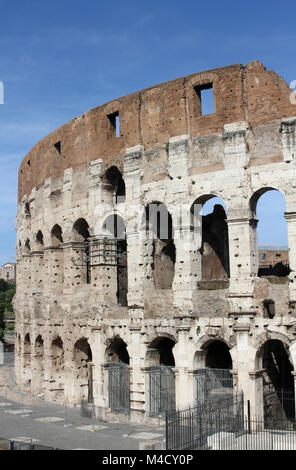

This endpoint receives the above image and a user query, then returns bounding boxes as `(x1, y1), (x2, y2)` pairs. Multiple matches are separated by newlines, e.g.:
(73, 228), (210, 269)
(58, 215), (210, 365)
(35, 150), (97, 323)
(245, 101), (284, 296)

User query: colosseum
(14, 60), (296, 424)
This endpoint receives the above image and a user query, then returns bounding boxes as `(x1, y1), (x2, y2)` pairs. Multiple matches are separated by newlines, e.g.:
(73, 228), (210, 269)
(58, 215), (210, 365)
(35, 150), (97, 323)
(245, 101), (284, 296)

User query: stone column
(124, 146), (144, 320)
(173, 326), (196, 409)
(232, 315), (262, 417)
(285, 212), (296, 304)
(127, 326), (146, 422)
(227, 215), (258, 313)
(280, 117), (296, 163)
(167, 135), (199, 316)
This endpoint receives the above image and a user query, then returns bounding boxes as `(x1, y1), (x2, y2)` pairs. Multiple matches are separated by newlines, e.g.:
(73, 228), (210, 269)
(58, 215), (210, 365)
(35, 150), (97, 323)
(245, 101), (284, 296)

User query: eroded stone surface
(14, 61), (296, 422)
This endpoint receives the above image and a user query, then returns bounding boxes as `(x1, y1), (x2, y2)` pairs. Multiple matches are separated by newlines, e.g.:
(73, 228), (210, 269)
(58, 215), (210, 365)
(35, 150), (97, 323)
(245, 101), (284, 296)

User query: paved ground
(0, 352), (165, 450)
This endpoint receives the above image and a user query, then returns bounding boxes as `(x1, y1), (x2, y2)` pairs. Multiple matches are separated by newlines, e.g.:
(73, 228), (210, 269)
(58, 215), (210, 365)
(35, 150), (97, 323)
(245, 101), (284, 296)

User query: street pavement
(0, 352), (165, 450)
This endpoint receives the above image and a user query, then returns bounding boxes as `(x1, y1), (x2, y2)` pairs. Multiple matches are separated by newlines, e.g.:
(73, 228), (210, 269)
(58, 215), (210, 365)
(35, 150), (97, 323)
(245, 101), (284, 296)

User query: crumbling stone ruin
(14, 60), (296, 423)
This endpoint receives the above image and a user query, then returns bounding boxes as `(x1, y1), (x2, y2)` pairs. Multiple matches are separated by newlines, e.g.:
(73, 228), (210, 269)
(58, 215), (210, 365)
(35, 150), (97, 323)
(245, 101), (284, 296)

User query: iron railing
(108, 362), (130, 413)
(0, 437), (60, 450)
(195, 368), (233, 405)
(166, 391), (244, 450)
(263, 388), (295, 425)
(149, 366), (176, 416)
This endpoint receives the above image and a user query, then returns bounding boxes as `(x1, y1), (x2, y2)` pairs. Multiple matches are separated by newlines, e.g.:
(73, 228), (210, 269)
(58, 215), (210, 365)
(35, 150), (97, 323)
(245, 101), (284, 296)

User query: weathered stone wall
(14, 61), (296, 422)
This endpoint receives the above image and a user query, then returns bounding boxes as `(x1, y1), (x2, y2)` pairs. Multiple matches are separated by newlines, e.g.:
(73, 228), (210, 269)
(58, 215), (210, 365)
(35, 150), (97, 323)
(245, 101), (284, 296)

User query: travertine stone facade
(14, 61), (296, 422)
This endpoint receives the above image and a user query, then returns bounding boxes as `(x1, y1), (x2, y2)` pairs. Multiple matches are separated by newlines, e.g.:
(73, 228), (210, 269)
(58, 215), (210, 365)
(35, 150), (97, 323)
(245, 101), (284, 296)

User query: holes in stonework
(263, 300), (276, 319)
(54, 141), (61, 155)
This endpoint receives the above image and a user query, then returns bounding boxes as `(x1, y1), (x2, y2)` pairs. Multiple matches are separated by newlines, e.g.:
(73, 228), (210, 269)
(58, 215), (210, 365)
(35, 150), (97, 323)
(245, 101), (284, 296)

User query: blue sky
(0, 0), (294, 266)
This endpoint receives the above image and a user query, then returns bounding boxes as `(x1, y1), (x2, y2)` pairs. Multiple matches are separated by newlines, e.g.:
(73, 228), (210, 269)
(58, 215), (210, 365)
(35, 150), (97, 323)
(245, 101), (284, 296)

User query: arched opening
(191, 196), (229, 282)
(24, 333), (31, 367)
(146, 336), (176, 415)
(72, 218), (91, 284)
(33, 335), (44, 395)
(36, 230), (44, 249)
(260, 340), (295, 423)
(23, 333), (31, 391)
(35, 231), (44, 289)
(145, 203), (176, 289)
(50, 225), (64, 288)
(50, 336), (64, 402)
(205, 340), (232, 370)
(102, 214), (127, 306)
(24, 239), (31, 254)
(24, 202), (31, 217)
(51, 224), (63, 246)
(106, 336), (129, 365)
(103, 166), (126, 204)
(250, 189), (289, 277)
(147, 337), (175, 366)
(73, 338), (93, 403)
(194, 340), (233, 405)
(106, 337), (130, 412)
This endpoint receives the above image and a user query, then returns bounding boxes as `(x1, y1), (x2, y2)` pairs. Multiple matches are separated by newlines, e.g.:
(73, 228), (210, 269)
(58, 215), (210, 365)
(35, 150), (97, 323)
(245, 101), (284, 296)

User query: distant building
(258, 248), (289, 276)
(0, 263), (16, 283)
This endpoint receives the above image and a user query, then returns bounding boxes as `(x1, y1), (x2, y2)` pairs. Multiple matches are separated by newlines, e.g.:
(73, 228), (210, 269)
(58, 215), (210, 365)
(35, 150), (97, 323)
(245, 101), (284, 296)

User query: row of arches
(17, 332), (295, 421)
(19, 187), (290, 294)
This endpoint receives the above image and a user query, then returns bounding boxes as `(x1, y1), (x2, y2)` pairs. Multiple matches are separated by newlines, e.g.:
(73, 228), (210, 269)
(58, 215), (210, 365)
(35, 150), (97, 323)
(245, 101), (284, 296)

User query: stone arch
(101, 213), (127, 307)
(24, 201), (31, 217)
(250, 187), (289, 277)
(144, 202), (176, 290)
(105, 335), (130, 412)
(254, 332), (292, 370)
(146, 336), (176, 367)
(35, 230), (44, 249)
(24, 333), (31, 364)
(49, 224), (64, 289)
(145, 336), (177, 415)
(102, 165), (126, 205)
(105, 336), (130, 364)
(73, 337), (93, 403)
(193, 337), (233, 370)
(50, 335), (65, 402)
(51, 224), (63, 246)
(72, 218), (91, 284)
(256, 338), (295, 422)
(24, 238), (31, 254)
(72, 218), (90, 242)
(190, 194), (229, 281)
(32, 334), (44, 395)
(23, 333), (31, 391)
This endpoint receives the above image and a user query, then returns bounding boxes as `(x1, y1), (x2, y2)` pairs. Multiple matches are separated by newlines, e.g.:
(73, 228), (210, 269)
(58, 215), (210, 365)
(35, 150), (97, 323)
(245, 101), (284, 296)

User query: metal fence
(108, 363), (130, 412)
(166, 391), (244, 450)
(0, 437), (59, 450)
(264, 388), (295, 425)
(166, 391), (296, 450)
(200, 417), (296, 450)
(195, 368), (233, 405)
(149, 366), (176, 416)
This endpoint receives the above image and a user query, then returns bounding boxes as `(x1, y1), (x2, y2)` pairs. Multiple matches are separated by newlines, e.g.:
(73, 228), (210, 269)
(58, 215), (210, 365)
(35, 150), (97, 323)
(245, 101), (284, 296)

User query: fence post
(165, 411), (168, 450)
(248, 400), (251, 434)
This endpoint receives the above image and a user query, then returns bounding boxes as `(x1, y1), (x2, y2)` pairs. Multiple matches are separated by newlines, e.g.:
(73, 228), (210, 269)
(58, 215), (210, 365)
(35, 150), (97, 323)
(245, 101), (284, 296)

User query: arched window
(103, 166), (125, 204)
(251, 189), (289, 277)
(102, 214), (127, 306)
(51, 224), (63, 246)
(145, 203), (175, 289)
(191, 195), (229, 281)
(72, 219), (91, 284)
